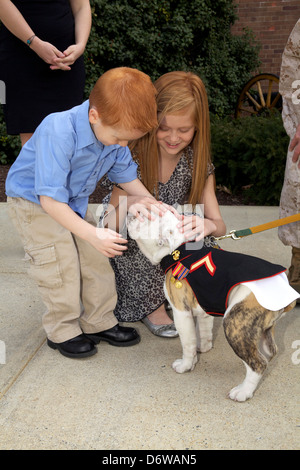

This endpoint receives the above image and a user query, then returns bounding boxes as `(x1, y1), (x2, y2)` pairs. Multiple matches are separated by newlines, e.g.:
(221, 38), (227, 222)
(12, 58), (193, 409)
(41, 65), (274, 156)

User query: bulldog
(128, 210), (299, 401)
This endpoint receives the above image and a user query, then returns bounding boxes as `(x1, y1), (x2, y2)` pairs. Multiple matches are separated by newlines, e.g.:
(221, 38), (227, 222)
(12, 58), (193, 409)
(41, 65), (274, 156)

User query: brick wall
(231, 0), (300, 76)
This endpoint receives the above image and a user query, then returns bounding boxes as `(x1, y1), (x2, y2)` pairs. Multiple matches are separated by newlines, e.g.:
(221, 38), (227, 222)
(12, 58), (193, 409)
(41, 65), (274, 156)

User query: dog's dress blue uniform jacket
(161, 242), (286, 316)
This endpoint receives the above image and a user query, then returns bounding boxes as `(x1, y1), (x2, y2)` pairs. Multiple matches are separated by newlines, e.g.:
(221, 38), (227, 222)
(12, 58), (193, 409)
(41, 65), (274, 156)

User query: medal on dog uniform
(171, 262), (190, 288)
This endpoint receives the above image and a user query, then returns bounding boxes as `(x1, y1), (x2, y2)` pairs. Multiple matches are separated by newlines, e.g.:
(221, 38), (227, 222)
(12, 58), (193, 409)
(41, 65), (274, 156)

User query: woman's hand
(30, 37), (71, 70)
(31, 38), (85, 71)
(50, 43), (85, 70)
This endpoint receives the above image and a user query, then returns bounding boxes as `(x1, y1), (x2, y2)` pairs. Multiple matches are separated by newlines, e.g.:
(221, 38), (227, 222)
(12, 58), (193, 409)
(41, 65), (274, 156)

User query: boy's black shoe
(47, 334), (97, 358)
(85, 324), (140, 346)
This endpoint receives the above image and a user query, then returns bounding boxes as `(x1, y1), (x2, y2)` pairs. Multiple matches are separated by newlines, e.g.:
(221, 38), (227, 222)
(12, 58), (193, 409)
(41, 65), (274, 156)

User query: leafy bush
(211, 111), (289, 205)
(0, 108), (21, 164)
(85, 0), (261, 116)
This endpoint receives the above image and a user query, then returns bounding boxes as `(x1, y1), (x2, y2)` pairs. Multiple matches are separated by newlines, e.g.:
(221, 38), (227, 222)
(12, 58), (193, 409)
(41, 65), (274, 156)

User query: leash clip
(213, 230), (241, 241)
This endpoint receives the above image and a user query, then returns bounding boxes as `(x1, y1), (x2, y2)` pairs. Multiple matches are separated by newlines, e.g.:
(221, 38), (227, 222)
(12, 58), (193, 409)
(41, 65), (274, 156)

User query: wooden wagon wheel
(235, 73), (282, 118)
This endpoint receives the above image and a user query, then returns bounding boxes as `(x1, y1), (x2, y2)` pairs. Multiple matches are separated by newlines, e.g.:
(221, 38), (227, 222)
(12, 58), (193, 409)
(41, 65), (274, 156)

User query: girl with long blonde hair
(101, 71), (226, 337)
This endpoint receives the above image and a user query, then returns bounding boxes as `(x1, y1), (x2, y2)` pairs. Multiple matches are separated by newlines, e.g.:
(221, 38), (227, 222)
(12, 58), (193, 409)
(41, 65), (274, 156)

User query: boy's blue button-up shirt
(5, 100), (138, 218)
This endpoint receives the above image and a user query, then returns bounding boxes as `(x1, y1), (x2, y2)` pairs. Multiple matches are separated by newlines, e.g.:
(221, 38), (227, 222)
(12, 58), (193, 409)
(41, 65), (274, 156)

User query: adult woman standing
(0, 0), (91, 146)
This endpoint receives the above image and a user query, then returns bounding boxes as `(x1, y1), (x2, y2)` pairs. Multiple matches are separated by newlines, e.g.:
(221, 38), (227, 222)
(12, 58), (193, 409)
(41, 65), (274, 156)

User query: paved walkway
(0, 203), (299, 450)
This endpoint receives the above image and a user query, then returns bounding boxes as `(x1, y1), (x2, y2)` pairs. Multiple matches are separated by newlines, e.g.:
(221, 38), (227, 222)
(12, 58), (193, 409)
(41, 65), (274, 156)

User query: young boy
(6, 67), (159, 359)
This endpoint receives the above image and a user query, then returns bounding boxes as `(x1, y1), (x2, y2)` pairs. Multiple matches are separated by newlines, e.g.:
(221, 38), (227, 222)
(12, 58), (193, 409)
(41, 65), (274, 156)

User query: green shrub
(0, 108), (21, 164)
(211, 111), (289, 205)
(85, 0), (261, 116)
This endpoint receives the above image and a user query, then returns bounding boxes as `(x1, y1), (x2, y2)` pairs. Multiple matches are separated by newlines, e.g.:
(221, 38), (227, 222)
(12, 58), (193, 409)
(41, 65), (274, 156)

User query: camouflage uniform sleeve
(279, 19), (300, 138)
(278, 19), (300, 249)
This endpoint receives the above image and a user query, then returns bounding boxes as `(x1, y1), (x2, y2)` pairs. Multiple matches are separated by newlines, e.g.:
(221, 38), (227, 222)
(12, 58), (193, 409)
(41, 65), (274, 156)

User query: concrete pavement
(0, 202), (299, 450)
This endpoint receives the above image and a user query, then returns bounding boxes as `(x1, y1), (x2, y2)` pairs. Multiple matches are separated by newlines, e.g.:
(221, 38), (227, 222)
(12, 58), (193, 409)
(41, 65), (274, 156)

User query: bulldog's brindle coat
(128, 211), (297, 401)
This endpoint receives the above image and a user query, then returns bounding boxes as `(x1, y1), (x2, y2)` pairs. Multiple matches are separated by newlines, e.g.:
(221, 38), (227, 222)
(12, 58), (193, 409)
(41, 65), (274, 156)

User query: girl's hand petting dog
(178, 215), (217, 242)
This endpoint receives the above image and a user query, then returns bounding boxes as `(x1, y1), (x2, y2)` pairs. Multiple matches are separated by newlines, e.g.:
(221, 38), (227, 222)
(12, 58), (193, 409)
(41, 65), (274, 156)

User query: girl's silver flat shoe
(141, 316), (178, 338)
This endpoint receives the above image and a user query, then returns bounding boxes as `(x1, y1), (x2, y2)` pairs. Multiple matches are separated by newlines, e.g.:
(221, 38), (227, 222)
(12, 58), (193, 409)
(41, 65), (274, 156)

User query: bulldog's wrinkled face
(127, 210), (185, 264)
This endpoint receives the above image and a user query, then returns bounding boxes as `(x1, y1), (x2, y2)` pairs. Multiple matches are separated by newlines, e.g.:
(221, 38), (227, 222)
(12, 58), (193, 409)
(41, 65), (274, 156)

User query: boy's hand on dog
(127, 197), (158, 221)
(127, 197), (180, 222)
(94, 227), (128, 258)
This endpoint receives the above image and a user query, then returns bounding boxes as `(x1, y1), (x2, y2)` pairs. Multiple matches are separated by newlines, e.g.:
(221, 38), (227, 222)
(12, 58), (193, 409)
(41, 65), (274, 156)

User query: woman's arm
(51, 0), (91, 69)
(0, 0), (68, 68)
(0, 0), (35, 44)
(70, 0), (91, 54)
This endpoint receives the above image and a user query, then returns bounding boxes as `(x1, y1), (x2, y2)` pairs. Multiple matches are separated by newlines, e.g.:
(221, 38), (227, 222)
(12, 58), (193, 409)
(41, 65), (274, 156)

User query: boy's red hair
(89, 67), (158, 132)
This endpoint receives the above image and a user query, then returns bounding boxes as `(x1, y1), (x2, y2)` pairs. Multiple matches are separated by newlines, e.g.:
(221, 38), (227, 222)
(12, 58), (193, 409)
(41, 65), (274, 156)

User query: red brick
(232, 0), (300, 75)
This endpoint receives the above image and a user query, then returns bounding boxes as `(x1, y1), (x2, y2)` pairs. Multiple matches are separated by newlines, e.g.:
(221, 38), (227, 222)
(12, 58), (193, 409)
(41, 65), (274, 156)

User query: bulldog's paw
(172, 355), (197, 373)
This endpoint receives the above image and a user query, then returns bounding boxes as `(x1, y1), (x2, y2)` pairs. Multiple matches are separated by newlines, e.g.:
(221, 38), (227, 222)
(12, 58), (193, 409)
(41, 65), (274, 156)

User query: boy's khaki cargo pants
(7, 197), (118, 343)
